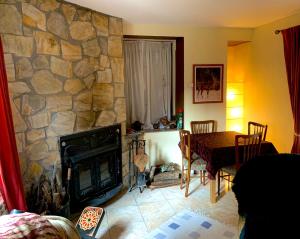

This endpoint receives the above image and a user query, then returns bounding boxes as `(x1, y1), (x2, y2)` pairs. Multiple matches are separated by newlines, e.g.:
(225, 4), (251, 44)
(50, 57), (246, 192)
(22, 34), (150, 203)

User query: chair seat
(184, 153), (207, 171)
(221, 165), (237, 176)
(179, 129), (209, 197)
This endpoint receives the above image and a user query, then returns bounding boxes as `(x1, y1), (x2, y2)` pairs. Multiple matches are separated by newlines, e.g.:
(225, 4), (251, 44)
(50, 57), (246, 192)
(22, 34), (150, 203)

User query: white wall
(143, 130), (181, 166)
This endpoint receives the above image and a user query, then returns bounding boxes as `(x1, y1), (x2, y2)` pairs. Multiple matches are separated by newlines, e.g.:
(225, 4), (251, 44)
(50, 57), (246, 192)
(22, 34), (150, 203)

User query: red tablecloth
(190, 131), (278, 179)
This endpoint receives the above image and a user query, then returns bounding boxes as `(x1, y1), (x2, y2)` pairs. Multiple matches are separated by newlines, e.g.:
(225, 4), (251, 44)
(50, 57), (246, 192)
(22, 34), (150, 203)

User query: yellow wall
(124, 23), (253, 164)
(245, 13), (300, 152)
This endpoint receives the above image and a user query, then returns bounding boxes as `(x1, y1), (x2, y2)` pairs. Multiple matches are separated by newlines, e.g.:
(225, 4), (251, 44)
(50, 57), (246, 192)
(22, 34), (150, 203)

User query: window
(124, 36), (184, 130)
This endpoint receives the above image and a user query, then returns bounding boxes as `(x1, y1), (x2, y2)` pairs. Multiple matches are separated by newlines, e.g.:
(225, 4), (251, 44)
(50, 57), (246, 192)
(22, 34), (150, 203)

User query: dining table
(189, 131), (278, 203)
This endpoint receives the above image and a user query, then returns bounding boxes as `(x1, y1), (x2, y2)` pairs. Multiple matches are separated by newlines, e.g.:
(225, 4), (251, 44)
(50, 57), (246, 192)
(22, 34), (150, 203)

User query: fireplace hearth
(59, 124), (122, 211)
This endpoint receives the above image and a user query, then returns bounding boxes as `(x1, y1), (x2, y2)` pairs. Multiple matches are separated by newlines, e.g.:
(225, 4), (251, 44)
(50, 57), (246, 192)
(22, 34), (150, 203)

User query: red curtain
(282, 25), (300, 154)
(0, 38), (27, 211)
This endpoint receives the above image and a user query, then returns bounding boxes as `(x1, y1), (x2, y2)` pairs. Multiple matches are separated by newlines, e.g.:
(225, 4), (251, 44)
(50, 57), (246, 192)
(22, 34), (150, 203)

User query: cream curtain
(124, 40), (172, 129)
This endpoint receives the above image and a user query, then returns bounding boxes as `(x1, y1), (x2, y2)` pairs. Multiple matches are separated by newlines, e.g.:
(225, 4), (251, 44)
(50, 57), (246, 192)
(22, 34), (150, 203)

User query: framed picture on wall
(193, 64), (224, 103)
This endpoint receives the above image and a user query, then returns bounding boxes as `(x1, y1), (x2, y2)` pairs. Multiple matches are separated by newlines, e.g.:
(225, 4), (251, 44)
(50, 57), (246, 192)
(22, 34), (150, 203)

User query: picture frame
(193, 64), (224, 104)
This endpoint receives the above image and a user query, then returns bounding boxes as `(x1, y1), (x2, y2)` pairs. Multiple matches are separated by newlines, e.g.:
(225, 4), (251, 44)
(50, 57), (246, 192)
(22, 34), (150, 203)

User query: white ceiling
(67, 0), (300, 28)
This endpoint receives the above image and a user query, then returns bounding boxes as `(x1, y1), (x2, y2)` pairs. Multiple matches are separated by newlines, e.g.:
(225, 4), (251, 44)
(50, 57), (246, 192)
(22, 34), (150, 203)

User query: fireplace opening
(59, 124), (122, 211)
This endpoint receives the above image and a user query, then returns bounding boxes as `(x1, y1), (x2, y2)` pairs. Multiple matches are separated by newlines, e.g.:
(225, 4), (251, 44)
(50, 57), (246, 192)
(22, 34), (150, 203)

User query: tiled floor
(76, 178), (239, 239)
(147, 209), (237, 239)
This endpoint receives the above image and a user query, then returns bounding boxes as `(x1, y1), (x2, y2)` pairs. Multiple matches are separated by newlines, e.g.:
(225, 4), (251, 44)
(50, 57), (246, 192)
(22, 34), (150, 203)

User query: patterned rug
(146, 209), (238, 239)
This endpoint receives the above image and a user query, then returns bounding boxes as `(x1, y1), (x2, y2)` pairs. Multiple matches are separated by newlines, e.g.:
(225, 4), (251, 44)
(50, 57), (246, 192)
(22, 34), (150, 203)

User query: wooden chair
(190, 120), (216, 184)
(248, 121), (268, 141)
(179, 129), (208, 197)
(218, 133), (262, 195)
(191, 120), (216, 134)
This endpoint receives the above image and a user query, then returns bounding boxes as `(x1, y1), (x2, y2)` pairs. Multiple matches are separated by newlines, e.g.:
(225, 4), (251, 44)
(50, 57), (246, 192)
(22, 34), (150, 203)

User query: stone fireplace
(0, 0), (129, 200)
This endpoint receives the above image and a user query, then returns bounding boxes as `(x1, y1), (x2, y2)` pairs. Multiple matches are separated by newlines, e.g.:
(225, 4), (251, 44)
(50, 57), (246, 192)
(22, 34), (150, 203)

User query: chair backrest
(235, 133), (262, 170)
(190, 120), (216, 134)
(248, 121), (268, 141)
(179, 129), (191, 160)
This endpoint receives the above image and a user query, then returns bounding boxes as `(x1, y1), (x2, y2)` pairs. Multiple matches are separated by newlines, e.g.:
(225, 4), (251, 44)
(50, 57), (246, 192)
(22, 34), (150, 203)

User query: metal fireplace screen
(59, 124), (122, 210)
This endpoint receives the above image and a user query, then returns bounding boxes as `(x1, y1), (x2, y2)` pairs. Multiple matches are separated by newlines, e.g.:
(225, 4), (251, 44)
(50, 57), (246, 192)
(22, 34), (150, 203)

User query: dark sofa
(232, 153), (300, 239)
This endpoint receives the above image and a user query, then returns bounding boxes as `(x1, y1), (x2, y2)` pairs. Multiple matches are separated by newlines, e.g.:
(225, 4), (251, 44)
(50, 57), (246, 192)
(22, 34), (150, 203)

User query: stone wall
(0, 0), (128, 193)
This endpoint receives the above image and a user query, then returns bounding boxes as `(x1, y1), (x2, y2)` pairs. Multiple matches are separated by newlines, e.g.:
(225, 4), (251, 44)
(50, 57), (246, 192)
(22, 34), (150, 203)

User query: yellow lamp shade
(227, 106), (243, 119)
(226, 94), (243, 108)
(227, 91), (235, 100)
(227, 83), (244, 95)
(226, 118), (244, 133)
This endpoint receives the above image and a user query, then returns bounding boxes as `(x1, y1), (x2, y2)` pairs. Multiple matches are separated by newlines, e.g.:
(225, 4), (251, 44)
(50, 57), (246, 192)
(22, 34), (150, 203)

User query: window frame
(123, 35), (184, 129)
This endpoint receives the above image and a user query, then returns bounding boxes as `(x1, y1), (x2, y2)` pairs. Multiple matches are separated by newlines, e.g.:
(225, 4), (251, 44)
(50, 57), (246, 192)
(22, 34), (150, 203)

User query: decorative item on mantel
(152, 121), (160, 129)
(152, 116), (177, 130)
(160, 116), (170, 126)
(176, 108), (184, 129)
(131, 120), (144, 131)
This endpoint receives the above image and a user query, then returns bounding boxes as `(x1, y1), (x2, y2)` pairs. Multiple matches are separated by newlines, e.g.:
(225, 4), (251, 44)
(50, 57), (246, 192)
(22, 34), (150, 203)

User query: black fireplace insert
(59, 124), (122, 210)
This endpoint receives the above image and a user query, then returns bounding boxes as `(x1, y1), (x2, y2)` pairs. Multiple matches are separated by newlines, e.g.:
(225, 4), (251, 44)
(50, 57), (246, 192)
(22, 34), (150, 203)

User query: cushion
(183, 153), (207, 171)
